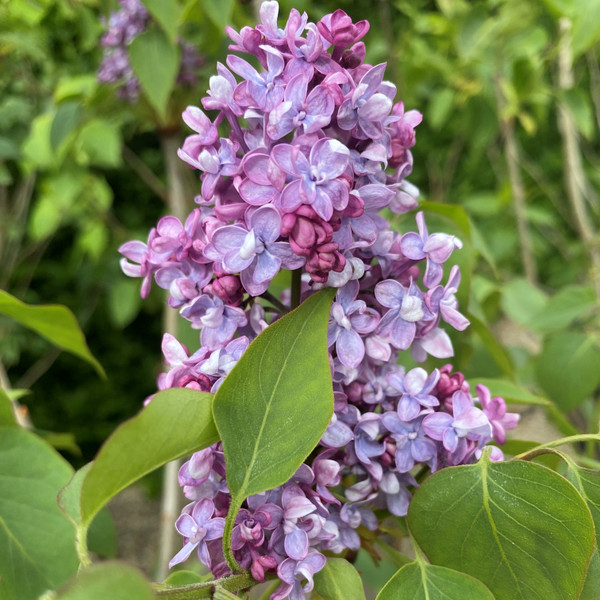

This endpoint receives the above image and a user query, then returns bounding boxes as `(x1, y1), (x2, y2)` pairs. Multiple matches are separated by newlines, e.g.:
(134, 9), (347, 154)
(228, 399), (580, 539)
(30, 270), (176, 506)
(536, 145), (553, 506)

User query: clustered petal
(117, 3), (520, 599)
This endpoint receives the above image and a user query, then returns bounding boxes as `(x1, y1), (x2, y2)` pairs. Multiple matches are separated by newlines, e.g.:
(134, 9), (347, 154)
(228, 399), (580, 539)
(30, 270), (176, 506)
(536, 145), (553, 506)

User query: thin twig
(291, 269), (302, 310)
(262, 291), (288, 314)
(494, 76), (538, 284)
(123, 145), (169, 203)
(557, 19), (600, 299)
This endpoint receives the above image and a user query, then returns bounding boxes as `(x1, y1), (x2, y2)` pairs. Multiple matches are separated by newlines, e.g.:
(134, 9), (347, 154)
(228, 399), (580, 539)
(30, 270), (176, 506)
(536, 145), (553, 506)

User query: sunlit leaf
(408, 454), (594, 600)
(0, 290), (104, 376)
(142, 0), (181, 42)
(376, 562), (494, 600)
(80, 388), (217, 528)
(314, 558), (366, 600)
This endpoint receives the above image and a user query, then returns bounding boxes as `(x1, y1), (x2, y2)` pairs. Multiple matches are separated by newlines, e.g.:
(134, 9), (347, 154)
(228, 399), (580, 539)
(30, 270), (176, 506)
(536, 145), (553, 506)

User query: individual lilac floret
(327, 280), (380, 368)
(426, 265), (470, 331)
(267, 73), (335, 139)
(272, 552), (327, 600)
(382, 413), (437, 472)
(423, 390), (492, 465)
(337, 64), (394, 140)
(271, 138), (350, 221)
(205, 205), (304, 296)
(169, 498), (225, 568)
(375, 280), (433, 350)
(476, 384), (519, 445)
(387, 367), (440, 422)
(400, 212), (463, 288)
(180, 294), (248, 350)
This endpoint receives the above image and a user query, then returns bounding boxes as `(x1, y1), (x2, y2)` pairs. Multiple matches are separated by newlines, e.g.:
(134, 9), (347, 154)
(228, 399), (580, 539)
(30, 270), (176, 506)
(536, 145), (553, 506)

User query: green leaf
(201, 0), (234, 31)
(75, 119), (122, 168)
(536, 332), (600, 411)
(420, 201), (471, 240)
(54, 75), (98, 103)
(500, 278), (548, 326)
(108, 279), (142, 328)
(467, 313), (514, 378)
(470, 378), (550, 406)
(0, 388), (17, 427)
(376, 562), (494, 600)
(50, 101), (83, 150)
(0, 290), (104, 377)
(214, 288), (335, 501)
(214, 289), (335, 567)
(80, 388), (217, 528)
(529, 284), (597, 333)
(408, 454), (595, 600)
(563, 459), (600, 547)
(54, 562), (153, 600)
(142, 0), (181, 42)
(314, 558), (366, 600)
(129, 29), (180, 121)
(580, 547), (600, 600)
(0, 428), (79, 600)
(58, 464), (117, 558)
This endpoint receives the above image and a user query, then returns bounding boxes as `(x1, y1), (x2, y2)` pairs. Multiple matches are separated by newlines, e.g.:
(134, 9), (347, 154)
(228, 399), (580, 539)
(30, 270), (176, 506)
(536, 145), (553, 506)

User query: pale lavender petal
(285, 528), (309, 560)
(336, 328), (364, 369)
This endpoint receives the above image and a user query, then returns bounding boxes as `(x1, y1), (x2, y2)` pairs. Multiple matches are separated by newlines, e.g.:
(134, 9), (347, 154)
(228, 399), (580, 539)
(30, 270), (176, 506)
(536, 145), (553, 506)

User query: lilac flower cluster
(119, 2), (519, 596)
(98, 0), (203, 102)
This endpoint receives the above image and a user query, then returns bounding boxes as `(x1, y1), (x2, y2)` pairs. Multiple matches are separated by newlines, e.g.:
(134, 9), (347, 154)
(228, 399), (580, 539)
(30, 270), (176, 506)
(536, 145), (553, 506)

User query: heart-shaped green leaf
(408, 454), (594, 600)
(0, 428), (79, 600)
(376, 562), (494, 600)
(80, 388), (217, 528)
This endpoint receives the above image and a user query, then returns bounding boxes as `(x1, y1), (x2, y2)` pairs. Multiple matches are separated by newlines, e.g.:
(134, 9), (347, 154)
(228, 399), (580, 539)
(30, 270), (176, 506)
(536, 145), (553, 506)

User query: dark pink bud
(345, 381), (363, 403)
(318, 10), (369, 48)
(341, 42), (366, 69)
(211, 274), (244, 306)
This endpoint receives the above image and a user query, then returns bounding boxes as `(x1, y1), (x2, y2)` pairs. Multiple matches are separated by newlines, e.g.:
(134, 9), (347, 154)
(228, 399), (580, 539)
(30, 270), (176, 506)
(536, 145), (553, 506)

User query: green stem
(153, 574), (256, 600)
(262, 291), (288, 314)
(222, 497), (244, 574)
(291, 269), (302, 310)
(515, 433), (600, 460)
(76, 525), (91, 569)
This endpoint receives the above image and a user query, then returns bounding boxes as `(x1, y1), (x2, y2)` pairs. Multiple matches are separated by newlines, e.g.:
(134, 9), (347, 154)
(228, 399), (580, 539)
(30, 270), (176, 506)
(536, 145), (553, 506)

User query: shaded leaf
(50, 101), (83, 150)
(376, 562), (494, 600)
(75, 119), (122, 168)
(201, 0), (234, 31)
(80, 388), (217, 527)
(54, 562), (153, 600)
(129, 29), (180, 121)
(580, 547), (600, 600)
(529, 284), (597, 333)
(500, 278), (547, 326)
(0, 290), (104, 376)
(408, 454), (594, 600)
(467, 313), (514, 378)
(0, 388), (17, 427)
(142, 0), (181, 42)
(314, 558), (366, 600)
(0, 428), (79, 600)
(536, 332), (600, 411)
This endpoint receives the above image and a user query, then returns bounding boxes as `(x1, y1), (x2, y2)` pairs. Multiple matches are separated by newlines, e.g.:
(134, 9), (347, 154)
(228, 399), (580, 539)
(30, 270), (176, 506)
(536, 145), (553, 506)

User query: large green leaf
(214, 289), (335, 565)
(563, 458), (600, 546)
(50, 101), (83, 150)
(0, 290), (104, 376)
(536, 332), (600, 411)
(54, 562), (153, 600)
(580, 548), (600, 600)
(214, 288), (335, 501)
(80, 388), (218, 528)
(141, 0), (181, 42)
(408, 454), (594, 600)
(314, 558), (366, 600)
(376, 562), (494, 600)
(128, 29), (180, 121)
(0, 428), (79, 600)
(201, 0), (234, 31)
(500, 278), (547, 326)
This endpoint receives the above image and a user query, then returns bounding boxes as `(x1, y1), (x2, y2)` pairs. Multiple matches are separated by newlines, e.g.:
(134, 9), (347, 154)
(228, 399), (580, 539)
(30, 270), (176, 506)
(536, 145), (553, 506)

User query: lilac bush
(119, 2), (519, 596)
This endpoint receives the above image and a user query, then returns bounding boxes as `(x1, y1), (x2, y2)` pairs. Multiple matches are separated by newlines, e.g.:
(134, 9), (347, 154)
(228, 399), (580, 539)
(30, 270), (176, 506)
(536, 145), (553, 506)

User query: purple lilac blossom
(116, 3), (519, 597)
